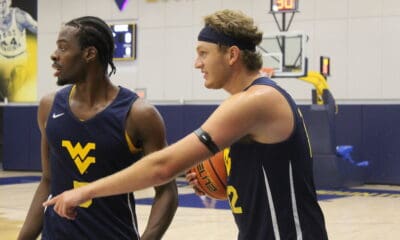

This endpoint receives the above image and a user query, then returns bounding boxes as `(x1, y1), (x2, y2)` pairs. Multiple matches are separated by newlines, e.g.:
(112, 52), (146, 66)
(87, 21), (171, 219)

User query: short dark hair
(65, 16), (116, 76)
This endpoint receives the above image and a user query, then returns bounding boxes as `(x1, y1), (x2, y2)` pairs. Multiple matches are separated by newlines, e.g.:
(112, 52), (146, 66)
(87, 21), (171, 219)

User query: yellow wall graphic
(0, 0), (37, 102)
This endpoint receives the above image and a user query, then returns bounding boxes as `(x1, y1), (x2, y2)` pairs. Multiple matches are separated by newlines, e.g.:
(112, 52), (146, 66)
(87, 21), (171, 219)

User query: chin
(204, 81), (219, 90)
(204, 79), (213, 89)
(56, 78), (69, 86)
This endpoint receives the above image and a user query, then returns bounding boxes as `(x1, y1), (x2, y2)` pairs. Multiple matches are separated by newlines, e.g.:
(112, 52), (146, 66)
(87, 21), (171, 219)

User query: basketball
(189, 151), (227, 200)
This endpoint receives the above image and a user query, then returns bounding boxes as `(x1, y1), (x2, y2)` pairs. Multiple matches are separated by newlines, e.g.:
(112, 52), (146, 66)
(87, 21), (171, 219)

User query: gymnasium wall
(37, 0), (400, 104)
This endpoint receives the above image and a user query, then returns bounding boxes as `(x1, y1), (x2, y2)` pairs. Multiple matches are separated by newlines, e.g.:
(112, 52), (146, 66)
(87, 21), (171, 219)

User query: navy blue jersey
(227, 77), (328, 240)
(42, 85), (143, 239)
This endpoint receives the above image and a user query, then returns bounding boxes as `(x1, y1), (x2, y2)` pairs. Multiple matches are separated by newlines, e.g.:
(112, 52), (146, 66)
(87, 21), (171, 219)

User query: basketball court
(1, 169), (400, 240)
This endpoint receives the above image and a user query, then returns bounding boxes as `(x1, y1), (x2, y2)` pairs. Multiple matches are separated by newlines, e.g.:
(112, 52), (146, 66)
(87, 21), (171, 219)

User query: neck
(72, 75), (118, 107)
(224, 69), (262, 95)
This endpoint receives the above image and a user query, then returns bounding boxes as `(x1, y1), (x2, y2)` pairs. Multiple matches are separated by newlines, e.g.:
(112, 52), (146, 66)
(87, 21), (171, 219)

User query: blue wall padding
(362, 105), (400, 184)
(157, 105), (217, 144)
(300, 105), (337, 154)
(3, 106), (41, 171)
(181, 105), (217, 136)
(156, 105), (185, 144)
(333, 105), (363, 164)
(2, 104), (400, 185)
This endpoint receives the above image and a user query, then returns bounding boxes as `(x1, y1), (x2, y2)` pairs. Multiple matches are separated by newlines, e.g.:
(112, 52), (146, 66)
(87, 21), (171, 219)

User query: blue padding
(301, 104), (336, 154)
(3, 106), (41, 171)
(156, 105), (217, 144)
(2, 104), (400, 185)
(181, 105), (217, 135)
(156, 105), (184, 144)
(362, 105), (400, 184)
(0, 176), (40, 185)
(334, 105), (363, 164)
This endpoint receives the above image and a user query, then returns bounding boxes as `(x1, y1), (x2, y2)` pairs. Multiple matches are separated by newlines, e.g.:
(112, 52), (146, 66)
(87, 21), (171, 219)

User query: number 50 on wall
(270, 0), (299, 13)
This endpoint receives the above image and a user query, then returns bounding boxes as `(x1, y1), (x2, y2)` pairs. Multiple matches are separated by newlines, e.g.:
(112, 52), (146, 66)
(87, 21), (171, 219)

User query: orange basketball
(190, 151), (227, 200)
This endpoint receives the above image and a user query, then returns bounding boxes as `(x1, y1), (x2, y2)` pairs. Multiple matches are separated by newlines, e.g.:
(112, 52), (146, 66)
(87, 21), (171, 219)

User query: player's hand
(185, 170), (205, 196)
(42, 188), (87, 220)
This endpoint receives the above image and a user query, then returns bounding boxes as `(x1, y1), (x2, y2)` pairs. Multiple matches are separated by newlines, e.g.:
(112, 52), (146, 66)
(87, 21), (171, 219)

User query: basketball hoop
(260, 67), (275, 78)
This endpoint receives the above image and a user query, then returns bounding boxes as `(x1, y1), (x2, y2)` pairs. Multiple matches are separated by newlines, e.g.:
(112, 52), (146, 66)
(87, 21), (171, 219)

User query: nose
(50, 51), (57, 62)
(194, 57), (202, 69)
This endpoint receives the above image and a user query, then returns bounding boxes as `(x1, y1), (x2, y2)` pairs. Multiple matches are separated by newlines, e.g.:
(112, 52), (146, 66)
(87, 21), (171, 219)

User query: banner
(0, 0), (37, 102)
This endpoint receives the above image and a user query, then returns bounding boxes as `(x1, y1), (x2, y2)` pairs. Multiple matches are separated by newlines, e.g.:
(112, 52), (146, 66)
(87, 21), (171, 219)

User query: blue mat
(0, 176), (41, 185)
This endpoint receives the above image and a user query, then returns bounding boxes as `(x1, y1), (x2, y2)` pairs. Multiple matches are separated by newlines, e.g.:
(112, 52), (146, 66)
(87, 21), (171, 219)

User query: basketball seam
(208, 158), (227, 188)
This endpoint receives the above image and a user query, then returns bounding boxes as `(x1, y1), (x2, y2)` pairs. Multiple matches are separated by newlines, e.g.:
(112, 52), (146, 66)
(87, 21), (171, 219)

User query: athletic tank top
(0, 8), (27, 57)
(42, 86), (142, 240)
(226, 77), (328, 240)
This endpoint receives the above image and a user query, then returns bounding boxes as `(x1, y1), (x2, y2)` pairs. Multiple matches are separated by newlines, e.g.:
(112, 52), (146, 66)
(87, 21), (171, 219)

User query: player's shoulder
(226, 84), (279, 108)
(39, 91), (56, 108)
(37, 92), (57, 126)
(129, 98), (160, 121)
(245, 82), (288, 105)
(125, 97), (165, 144)
(39, 85), (72, 109)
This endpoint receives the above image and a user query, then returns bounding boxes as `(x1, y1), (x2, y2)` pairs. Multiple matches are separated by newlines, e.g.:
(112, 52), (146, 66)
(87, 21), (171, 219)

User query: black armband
(194, 128), (220, 154)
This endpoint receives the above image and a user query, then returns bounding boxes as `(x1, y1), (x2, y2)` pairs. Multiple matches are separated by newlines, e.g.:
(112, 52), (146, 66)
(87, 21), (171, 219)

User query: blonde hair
(203, 9), (263, 71)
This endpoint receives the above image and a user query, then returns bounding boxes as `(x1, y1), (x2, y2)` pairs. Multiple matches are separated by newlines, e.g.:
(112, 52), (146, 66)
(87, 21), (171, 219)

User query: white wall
(37, 0), (400, 104)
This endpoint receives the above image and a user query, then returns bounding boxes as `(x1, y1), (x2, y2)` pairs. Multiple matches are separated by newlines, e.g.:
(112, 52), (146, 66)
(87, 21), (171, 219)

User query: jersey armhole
(125, 131), (142, 154)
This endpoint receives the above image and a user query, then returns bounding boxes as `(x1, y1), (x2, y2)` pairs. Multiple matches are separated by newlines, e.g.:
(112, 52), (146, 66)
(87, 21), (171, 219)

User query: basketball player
(44, 10), (328, 239)
(18, 16), (178, 240)
(0, 0), (37, 101)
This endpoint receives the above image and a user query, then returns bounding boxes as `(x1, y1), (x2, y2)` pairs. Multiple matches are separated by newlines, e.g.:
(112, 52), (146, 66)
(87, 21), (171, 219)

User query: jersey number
(227, 186), (243, 214)
(224, 148), (243, 214)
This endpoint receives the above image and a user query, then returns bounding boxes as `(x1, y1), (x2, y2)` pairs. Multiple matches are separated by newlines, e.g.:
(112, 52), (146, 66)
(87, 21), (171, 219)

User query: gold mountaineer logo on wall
(62, 140), (96, 174)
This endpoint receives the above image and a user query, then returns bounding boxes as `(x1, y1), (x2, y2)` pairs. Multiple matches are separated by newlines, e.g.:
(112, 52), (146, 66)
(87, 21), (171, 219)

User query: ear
(84, 46), (97, 63)
(228, 46), (241, 66)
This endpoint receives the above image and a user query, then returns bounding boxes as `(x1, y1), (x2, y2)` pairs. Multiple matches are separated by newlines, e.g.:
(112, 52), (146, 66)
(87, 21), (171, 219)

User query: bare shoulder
(126, 98), (165, 138)
(128, 98), (163, 123)
(125, 98), (167, 153)
(246, 84), (288, 108)
(37, 92), (57, 128)
(202, 84), (293, 147)
(38, 92), (56, 110)
(242, 84), (294, 142)
(223, 84), (284, 114)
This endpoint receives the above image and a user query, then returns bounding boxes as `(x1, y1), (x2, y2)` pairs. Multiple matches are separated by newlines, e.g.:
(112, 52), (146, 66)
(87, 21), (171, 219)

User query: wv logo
(62, 140), (96, 174)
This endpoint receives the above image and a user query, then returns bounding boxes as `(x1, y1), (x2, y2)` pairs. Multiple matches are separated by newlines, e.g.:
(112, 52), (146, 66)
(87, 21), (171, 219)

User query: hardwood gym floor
(1, 169), (400, 239)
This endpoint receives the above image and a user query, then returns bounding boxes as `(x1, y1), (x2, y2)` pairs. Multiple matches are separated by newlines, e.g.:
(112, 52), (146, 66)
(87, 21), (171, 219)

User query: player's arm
(126, 99), (178, 240)
(17, 93), (55, 240)
(15, 8), (37, 34)
(199, 85), (294, 147)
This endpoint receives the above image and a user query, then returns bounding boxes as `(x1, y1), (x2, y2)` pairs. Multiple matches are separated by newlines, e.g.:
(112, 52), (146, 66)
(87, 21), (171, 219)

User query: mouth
(52, 63), (61, 77)
(201, 71), (207, 79)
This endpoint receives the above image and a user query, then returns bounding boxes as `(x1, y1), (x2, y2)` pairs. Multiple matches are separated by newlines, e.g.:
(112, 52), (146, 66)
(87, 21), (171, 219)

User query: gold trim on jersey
(125, 131), (142, 154)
